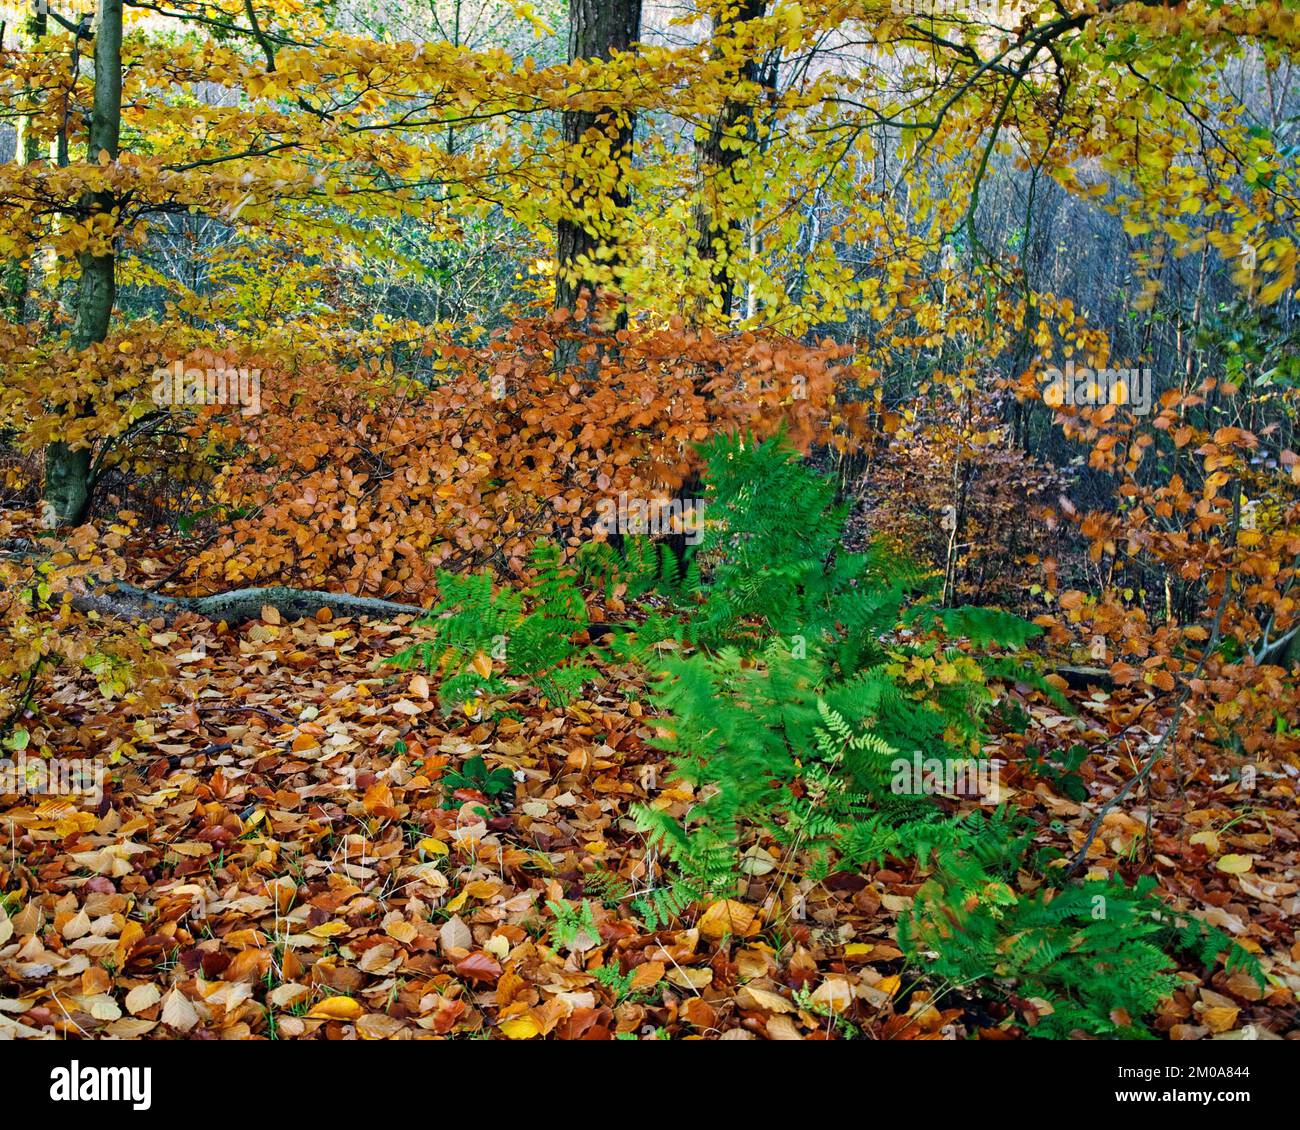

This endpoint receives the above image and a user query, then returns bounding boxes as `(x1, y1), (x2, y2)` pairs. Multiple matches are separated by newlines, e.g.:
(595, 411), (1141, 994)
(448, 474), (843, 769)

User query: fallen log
(71, 582), (427, 625)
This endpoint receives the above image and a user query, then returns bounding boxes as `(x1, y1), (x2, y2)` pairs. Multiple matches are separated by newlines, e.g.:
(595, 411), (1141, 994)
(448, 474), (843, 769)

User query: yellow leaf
(386, 921), (418, 944)
(308, 920), (350, 938)
(125, 983), (161, 1015)
(1217, 854), (1253, 874)
(161, 988), (200, 1032)
(1203, 1005), (1240, 1034)
(736, 985), (793, 1012)
(55, 810), (98, 837)
(498, 1015), (541, 1039)
(307, 996), (363, 1021)
(116, 919), (144, 966)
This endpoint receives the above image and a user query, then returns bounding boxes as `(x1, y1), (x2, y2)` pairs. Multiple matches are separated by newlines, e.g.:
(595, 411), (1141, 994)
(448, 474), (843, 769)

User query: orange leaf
(455, 952), (503, 984)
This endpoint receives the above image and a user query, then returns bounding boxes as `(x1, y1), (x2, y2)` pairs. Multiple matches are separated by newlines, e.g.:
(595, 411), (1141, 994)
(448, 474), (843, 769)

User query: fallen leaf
(498, 1014), (541, 1039)
(698, 899), (756, 941)
(125, 984), (161, 1015)
(161, 988), (199, 1033)
(307, 996), (364, 1021)
(1217, 854), (1254, 874)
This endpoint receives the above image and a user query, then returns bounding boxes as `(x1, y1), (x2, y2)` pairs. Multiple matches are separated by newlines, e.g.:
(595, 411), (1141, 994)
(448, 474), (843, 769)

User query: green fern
(898, 812), (1263, 1038)
(389, 543), (594, 711)
(582, 866), (632, 909)
(624, 432), (1046, 920)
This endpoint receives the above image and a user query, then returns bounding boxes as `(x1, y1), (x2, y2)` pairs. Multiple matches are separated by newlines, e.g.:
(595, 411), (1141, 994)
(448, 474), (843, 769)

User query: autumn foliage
(1, 0), (1299, 1052)
(184, 315), (844, 593)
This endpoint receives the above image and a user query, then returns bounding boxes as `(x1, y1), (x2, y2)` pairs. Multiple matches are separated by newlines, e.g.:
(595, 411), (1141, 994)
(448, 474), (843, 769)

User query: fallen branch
(71, 581), (426, 625)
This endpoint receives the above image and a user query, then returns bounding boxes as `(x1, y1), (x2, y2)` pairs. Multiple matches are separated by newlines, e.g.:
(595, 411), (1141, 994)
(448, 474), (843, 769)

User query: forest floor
(2, 540), (1298, 1041)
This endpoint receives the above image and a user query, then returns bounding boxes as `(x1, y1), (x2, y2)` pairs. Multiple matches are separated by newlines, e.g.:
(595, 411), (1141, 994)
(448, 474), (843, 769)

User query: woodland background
(0, 0), (1298, 1041)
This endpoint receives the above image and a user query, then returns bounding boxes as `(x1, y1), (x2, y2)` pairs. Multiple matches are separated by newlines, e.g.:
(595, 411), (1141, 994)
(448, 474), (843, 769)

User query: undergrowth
(391, 430), (1261, 1038)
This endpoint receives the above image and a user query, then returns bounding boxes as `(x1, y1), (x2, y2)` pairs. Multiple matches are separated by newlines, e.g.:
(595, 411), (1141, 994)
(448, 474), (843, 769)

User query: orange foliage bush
(186, 317), (848, 597)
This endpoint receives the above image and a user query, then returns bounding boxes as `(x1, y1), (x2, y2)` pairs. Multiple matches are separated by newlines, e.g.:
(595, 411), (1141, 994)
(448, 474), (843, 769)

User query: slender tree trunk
(44, 0), (122, 526)
(692, 0), (766, 323)
(554, 0), (641, 368)
(3, 6), (47, 324)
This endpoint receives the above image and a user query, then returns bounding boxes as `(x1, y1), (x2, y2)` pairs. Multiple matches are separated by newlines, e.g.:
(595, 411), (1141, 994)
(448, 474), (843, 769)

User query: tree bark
(692, 0), (767, 323)
(43, 0), (123, 526)
(554, 0), (641, 367)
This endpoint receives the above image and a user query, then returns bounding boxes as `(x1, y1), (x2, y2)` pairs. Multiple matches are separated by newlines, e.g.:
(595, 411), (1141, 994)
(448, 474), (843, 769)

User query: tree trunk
(43, 0), (123, 526)
(554, 0), (641, 367)
(692, 0), (767, 323)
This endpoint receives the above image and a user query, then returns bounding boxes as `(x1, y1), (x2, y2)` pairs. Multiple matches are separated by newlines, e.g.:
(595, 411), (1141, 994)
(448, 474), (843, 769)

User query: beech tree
(553, 0), (642, 339)
(690, 0), (769, 321)
(42, 0), (122, 526)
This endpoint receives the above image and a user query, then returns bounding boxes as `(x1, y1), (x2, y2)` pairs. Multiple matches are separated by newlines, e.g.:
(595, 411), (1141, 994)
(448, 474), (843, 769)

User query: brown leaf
(455, 952), (503, 985)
